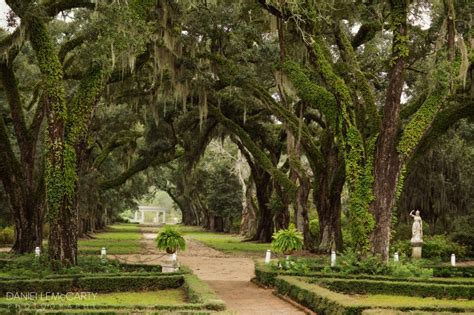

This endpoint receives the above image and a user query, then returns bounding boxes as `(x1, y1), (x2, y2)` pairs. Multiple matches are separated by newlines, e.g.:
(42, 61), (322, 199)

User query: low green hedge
(0, 275), (225, 314)
(0, 309), (215, 315)
(117, 262), (162, 272)
(0, 264), (190, 281)
(255, 263), (474, 286)
(0, 275), (184, 295)
(315, 278), (474, 300)
(433, 265), (474, 278)
(43, 270), (185, 279)
(275, 276), (474, 315)
(0, 278), (75, 296)
(275, 276), (360, 314)
(0, 309), (214, 315)
(77, 275), (184, 292)
(183, 275), (225, 311)
(254, 265), (279, 286)
(0, 302), (218, 313)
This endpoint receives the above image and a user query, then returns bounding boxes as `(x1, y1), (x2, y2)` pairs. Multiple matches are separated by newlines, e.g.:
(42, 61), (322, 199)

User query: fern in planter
(272, 224), (304, 255)
(156, 226), (186, 254)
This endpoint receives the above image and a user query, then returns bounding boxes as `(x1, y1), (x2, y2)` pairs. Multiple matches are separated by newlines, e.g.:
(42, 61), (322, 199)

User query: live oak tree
(0, 37), (46, 253)
(257, 0), (473, 259)
(5, 0), (151, 264)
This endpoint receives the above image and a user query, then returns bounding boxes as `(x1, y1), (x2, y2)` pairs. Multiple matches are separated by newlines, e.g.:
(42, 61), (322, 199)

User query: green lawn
(78, 224), (141, 255)
(0, 289), (186, 306)
(169, 225), (270, 255)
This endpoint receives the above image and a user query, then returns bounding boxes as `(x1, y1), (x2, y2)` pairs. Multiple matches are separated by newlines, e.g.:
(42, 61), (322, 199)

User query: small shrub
(423, 235), (466, 259)
(334, 250), (432, 278)
(391, 239), (411, 257)
(388, 260), (433, 278)
(0, 226), (14, 245)
(271, 257), (311, 273)
(337, 250), (390, 275)
(392, 235), (465, 260)
(271, 224), (303, 255)
(156, 226), (186, 254)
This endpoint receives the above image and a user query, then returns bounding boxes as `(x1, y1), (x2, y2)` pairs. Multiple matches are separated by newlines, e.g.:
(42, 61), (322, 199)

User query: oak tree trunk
(369, 3), (407, 260)
(240, 183), (257, 238)
(314, 132), (345, 252)
(254, 172), (274, 242)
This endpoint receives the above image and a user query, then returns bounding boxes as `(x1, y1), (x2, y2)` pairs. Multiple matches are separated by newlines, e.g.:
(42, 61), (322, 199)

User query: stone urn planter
(156, 227), (186, 273)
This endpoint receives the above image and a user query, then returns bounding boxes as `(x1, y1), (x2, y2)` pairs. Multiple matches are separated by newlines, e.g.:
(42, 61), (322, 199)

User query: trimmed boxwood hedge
(0, 265), (189, 281)
(315, 278), (474, 300)
(0, 278), (75, 296)
(255, 263), (474, 287)
(433, 266), (474, 278)
(0, 302), (218, 313)
(0, 274), (225, 314)
(77, 275), (184, 292)
(183, 275), (225, 311)
(0, 309), (215, 315)
(117, 262), (162, 272)
(275, 276), (365, 314)
(43, 270), (184, 280)
(0, 275), (184, 295)
(275, 276), (474, 315)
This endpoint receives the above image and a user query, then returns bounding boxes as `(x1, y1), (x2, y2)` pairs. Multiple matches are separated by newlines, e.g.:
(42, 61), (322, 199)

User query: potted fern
(272, 224), (304, 258)
(156, 226), (186, 254)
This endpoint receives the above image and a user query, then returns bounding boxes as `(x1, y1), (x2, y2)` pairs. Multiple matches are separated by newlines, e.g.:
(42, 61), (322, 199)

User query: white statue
(410, 210), (423, 243)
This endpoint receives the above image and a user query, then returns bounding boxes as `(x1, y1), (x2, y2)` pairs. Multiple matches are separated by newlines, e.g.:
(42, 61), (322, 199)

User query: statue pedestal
(411, 242), (422, 259)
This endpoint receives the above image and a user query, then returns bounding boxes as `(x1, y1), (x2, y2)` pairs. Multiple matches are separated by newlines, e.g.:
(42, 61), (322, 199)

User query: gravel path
(113, 228), (307, 315)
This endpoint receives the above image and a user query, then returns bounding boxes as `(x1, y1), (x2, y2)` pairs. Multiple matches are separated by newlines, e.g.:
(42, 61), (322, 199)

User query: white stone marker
(101, 247), (107, 260)
(35, 246), (40, 257)
(264, 250), (271, 264)
(394, 252), (399, 262)
(451, 254), (456, 266)
(330, 250), (336, 267)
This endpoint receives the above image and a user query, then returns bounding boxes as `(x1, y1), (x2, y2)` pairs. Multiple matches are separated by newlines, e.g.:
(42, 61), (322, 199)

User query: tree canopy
(0, 0), (472, 265)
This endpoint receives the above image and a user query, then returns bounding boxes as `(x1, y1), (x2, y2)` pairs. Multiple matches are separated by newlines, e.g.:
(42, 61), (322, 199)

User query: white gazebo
(131, 206), (167, 224)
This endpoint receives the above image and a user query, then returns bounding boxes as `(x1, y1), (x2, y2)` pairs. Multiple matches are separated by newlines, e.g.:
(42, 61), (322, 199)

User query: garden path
(113, 227), (307, 315)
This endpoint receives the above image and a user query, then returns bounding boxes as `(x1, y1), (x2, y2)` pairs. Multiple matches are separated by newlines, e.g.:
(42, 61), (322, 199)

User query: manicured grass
(167, 225), (270, 254)
(78, 224), (141, 255)
(185, 232), (270, 253)
(0, 289), (186, 306)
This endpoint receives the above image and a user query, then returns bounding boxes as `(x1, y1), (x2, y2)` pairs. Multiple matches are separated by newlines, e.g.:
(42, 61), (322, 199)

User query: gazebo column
(140, 210), (145, 223)
(134, 211), (138, 221)
(162, 211), (166, 224)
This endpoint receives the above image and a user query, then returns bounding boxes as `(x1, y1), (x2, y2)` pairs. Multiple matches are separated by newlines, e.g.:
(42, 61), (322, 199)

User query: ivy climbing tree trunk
(28, 17), (108, 265)
(28, 18), (79, 265)
(369, 1), (407, 261)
